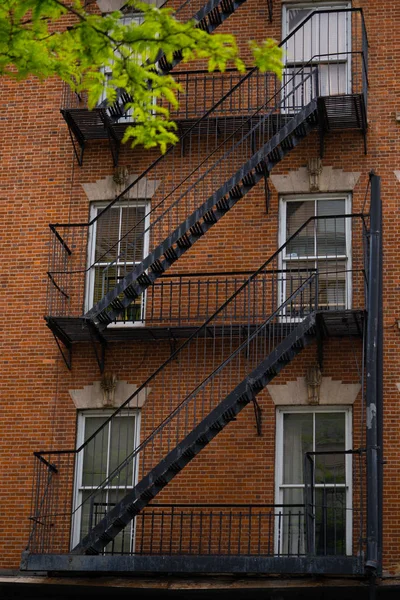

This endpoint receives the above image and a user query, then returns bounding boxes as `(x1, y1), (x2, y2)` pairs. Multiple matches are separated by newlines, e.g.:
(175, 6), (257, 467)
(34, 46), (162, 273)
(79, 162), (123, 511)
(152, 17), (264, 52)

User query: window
(98, 13), (144, 122)
(73, 410), (140, 553)
(279, 194), (352, 317)
(86, 201), (150, 324)
(282, 3), (351, 110)
(275, 407), (352, 556)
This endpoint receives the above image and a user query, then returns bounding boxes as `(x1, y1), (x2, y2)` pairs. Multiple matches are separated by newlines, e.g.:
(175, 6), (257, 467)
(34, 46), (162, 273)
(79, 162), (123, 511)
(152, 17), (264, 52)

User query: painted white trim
(72, 409), (141, 551)
(274, 406), (352, 556)
(85, 200), (150, 327)
(278, 193), (352, 317)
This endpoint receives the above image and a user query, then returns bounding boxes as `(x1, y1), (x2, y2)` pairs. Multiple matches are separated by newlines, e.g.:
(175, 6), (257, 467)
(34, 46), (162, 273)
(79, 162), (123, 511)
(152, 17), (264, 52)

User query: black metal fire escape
(61, 0), (252, 165)
(21, 7), (383, 578)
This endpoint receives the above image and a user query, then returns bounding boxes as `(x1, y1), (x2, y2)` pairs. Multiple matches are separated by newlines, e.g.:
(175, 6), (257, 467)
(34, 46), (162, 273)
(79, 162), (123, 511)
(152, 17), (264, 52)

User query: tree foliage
(0, 0), (283, 152)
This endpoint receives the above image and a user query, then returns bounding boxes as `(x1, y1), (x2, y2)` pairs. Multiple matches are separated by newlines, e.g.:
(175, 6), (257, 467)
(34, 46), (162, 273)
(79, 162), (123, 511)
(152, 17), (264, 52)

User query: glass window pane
(281, 488), (306, 555)
(93, 265), (117, 306)
(287, 9), (313, 63)
(109, 416), (136, 485)
(315, 413), (346, 483)
(286, 201), (315, 257)
(316, 199), (346, 256)
(283, 413), (313, 484)
(95, 207), (120, 262)
(82, 417), (109, 486)
(121, 206), (146, 263)
(315, 488), (346, 555)
(107, 489), (134, 554)
(282, 260), (316, 318)
(317, 261), (347, 310)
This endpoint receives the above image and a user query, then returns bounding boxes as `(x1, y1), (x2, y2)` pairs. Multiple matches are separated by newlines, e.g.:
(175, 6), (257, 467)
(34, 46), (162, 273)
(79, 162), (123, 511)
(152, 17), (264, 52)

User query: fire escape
(23, 9), (383, 578)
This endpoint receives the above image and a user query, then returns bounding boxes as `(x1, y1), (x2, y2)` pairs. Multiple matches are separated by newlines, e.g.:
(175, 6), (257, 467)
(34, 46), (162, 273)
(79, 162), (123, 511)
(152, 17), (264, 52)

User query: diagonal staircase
(73, 308), (316, 555)
(85, 82), (320, 326)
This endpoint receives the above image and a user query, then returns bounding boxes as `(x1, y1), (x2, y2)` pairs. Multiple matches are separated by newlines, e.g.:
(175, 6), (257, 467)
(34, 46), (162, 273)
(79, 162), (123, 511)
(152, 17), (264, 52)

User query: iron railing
(50, 9), (368, 322)
(62, 70), (277, 122)
(91, 503), (306, 557)
(47, 214), (368, 326)
(30, 214), (369, 555)
(304, 450), (366, 559)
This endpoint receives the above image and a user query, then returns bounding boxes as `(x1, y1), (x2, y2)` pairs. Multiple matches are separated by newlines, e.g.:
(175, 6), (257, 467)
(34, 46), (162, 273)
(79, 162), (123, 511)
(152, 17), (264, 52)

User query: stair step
(229, 184), (243, 199)
(110, 297), (124, 310)
(164, 247), (178, 262)
(216, 197), (230, 211)
(203, 209), (217, 224)
(242, 171), (256, 187)
(97, 310), (113, 324)
(124, 284), (138, 299)
(196, 434), (210, 445)
(183, 447), (196, 458)
(168, 461), (183, 473)
(137, 273), (152, 286)
(210, 419), (224, 431)
(190, 222), (205, 237)
(150, 260), (165, 274)
(177, 234), (192, 249)
(208, 7), (222, 26)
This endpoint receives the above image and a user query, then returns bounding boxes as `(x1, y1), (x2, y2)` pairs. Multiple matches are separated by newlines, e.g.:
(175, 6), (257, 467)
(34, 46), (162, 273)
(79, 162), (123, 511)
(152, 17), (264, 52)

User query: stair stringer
(159, 0), (249, 73)
(72, 313), (316, 555)
(85, 101), (319, 326)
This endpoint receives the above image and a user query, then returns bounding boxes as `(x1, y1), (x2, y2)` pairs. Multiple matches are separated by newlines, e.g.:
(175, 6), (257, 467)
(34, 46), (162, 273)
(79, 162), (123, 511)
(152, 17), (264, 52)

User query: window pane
(287, 9), (313, 63)
(283, 413), (313, 484)
(82, 417), (109, 486)
(107, 489), (135, 554)
(281, 488), (306, 555)
(317, 261), (347, 310)
(315, 413), (346, 483)
(109, 416), (136, 485)
(316, 199), (346, 256)
(282, 260), (316, 318)
(93, 265), (117, 306)
(120, 206), (146, 263)
(95, 207), (120, 262)
(315, 488), (346, 555)
(286, 9), (348, 64)
(286, 201), (315, 257)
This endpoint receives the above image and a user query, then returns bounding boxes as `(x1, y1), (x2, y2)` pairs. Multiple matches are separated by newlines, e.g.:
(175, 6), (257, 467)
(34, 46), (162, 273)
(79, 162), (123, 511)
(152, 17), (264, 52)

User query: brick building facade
(0, 1), (398, 598)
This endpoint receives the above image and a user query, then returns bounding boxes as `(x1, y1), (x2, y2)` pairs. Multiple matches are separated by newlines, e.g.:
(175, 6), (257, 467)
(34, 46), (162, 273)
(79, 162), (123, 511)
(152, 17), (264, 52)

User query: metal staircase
(74, 310), (317, 555)
(26, 210), (370, 567)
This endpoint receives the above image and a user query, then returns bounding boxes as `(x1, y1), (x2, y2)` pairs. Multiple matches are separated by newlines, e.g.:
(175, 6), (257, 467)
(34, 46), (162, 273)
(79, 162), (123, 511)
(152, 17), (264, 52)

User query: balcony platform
(21, 551), (364, 575)
(45, 309), (365, 346)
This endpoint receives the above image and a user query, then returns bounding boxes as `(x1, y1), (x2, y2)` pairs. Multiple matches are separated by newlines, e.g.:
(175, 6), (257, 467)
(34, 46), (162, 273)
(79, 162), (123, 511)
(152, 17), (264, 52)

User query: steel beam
(20, 552), (363, 575)
(365, 173), (382, 573)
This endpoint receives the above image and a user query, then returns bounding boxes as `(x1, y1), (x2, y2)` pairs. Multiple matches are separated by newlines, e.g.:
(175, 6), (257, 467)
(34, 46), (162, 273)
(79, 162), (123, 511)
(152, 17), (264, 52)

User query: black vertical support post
(365, 173), (382, 573)
(377, 176), (384, 576)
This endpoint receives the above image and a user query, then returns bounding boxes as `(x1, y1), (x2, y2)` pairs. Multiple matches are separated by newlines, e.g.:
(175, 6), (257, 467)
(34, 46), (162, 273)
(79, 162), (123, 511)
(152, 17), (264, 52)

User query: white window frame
(275, 405), (353, 556)
(278, 193), (353, 317)
(72, 409), (141, 551)
(282, 2), (352, 101)
(85, 200), (151, 327)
